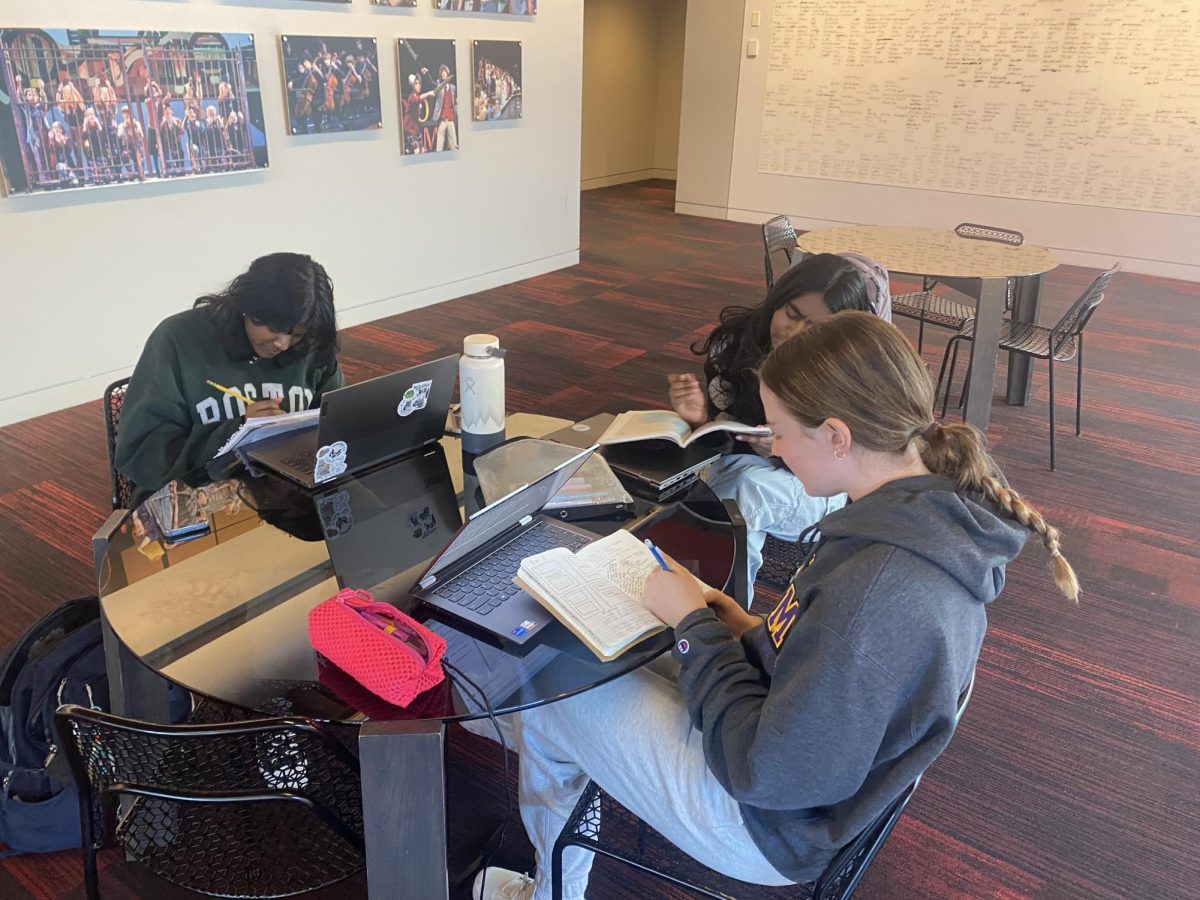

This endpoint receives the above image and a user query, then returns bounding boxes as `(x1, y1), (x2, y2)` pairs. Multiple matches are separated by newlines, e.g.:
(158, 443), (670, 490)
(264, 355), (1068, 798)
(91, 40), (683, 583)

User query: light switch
(746, 38), (759, 58)
(751, 10), (762, 27)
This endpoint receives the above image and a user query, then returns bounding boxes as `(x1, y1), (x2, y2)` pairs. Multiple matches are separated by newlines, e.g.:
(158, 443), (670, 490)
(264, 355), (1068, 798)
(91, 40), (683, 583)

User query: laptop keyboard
(437, 521), (590, 616)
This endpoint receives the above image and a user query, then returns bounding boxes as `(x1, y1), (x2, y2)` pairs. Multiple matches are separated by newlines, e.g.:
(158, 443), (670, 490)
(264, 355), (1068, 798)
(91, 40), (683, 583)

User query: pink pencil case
(308, 588), (446, 708)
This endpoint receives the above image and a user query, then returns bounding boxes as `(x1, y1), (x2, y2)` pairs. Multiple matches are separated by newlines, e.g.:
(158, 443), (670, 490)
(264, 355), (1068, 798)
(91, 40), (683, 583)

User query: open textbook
(213, 407), (319, 458)
(599, 409), (770, 449)
(515, 529), (681, 662)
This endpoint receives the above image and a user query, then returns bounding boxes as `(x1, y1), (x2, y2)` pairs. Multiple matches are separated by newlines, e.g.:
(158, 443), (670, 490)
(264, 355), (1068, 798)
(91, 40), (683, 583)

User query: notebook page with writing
(517, 547), (663, 658)
(574, 528), (660, 600)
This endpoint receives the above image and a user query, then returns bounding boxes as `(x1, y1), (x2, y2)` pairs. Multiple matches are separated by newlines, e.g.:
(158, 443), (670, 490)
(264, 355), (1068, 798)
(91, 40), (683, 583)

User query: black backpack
(0, 596), (107, 855)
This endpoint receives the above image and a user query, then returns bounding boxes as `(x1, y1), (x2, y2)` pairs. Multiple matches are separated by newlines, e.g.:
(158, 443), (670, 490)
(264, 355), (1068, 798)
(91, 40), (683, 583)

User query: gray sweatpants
(510, 659), (791, 899)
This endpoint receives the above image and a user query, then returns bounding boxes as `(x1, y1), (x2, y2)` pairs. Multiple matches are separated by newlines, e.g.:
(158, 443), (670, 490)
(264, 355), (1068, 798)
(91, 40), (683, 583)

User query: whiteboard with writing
(758, 0), (1200, 215)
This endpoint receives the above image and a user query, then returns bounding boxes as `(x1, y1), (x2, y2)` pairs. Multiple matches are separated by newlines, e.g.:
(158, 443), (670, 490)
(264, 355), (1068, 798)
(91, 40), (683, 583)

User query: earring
(833, 448), (847, 461)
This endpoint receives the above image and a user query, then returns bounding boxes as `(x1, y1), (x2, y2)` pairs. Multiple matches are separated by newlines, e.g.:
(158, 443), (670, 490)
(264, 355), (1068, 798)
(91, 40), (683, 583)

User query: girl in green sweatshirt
(115, 252), (344, 502)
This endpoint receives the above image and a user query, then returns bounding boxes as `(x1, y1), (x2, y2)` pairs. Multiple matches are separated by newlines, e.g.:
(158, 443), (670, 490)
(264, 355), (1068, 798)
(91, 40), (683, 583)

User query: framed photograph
(375, 1), (418, 6)
(471, 40), (521, 122)
(433, 1), (537, 14)
(398, 38), (458, 154)
(0, 28), (267, 196)
(280, 36), (381, 135)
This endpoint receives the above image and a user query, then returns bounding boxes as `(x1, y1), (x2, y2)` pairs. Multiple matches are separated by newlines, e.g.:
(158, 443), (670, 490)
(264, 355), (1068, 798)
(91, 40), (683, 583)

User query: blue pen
(644, 538), (670, 572)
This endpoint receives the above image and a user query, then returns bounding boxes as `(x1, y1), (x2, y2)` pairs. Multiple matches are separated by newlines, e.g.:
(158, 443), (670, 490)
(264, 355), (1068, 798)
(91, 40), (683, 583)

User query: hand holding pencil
(207, 380), (285, 418)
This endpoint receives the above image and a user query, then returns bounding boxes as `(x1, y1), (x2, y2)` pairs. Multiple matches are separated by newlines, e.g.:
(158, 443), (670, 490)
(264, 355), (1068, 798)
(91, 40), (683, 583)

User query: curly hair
(695, 253), (869, 425)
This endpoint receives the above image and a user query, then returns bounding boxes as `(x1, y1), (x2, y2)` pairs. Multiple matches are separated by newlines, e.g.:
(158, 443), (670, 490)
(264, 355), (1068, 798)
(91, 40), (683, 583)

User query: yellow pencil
(206, 380), (254, 405)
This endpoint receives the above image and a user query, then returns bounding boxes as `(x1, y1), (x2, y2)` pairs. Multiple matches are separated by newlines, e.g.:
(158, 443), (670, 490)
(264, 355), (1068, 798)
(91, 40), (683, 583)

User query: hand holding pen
(642, 538), (707, 627)
(644, 538), (671, 571)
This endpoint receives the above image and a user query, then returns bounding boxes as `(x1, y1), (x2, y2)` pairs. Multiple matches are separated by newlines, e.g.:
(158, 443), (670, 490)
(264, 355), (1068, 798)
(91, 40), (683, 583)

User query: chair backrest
(954, 222), (1024, 246)
(103, 377), (134, 510)
(54, 704), (364, 845)
(762, 214), (798, 289)
(1050, 263), (1120, 353)
(812, 671), (976, 900)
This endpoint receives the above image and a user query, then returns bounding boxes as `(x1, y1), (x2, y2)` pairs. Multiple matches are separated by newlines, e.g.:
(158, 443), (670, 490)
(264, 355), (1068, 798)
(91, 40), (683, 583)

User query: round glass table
(96, 431), (742, 898)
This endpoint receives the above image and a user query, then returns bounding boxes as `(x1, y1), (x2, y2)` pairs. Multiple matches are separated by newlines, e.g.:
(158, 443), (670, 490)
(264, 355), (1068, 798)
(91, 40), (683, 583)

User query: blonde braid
(757, 313), (1081, 602)
(979, 477), (1080, 602)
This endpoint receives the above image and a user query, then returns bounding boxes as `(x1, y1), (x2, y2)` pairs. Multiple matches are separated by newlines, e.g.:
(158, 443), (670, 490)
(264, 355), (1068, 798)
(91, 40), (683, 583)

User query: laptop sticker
(396, 379), (433, 417)
(317, 490), (354, 540)
(313, 441), (349, 484)
(407, 505), (437, 539)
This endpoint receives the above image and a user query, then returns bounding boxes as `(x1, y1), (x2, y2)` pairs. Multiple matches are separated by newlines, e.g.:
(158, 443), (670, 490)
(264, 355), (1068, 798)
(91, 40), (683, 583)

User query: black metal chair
(891, 223), (1025, 353)
(55, 704), (365, 900)
(935, 264), (1120, 470)
(550, 676), (976, 900)
(762, 215), (799, 289)
(103, 377), (134, 510)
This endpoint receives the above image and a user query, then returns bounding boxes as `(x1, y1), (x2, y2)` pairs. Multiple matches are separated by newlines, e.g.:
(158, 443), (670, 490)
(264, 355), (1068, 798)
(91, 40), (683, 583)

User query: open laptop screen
(421, 446), (595, 582)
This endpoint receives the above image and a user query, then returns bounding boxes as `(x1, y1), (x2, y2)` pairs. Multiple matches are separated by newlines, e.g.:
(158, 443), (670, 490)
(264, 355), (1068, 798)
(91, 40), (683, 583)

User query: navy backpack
(0, 596), (107, 855)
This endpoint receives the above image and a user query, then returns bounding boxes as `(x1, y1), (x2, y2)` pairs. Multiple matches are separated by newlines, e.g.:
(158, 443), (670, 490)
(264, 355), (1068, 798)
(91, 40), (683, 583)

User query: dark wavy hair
(694, 253), (869, 425)
(195, 252), (339, 373)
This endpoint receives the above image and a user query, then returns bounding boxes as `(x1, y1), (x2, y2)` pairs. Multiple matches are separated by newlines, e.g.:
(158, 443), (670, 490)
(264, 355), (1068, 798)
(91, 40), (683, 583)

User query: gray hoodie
(671, 474), (1028, 882)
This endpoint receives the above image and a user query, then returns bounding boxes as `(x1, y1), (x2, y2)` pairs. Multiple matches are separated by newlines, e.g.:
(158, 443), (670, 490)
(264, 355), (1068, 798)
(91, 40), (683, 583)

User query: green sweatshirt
(114, 306), (343, 501)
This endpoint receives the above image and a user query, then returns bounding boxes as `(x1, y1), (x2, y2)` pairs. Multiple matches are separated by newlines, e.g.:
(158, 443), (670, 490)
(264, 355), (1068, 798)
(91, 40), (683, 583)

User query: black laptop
(315, 443), (463, 607)
(245, 355), (457, 489)
(412, 447), (598, 645)
(545, 413), (724, 496)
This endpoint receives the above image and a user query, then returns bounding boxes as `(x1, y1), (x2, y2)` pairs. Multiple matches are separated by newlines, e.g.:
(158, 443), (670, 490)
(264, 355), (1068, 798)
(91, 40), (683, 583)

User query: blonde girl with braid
(753, 310), (1079, 601)
(476, 311), (1075, 900)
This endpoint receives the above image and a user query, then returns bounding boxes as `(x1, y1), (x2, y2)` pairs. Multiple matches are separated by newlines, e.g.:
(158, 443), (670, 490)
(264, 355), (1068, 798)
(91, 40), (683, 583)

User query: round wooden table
(797, 225), (1060, 430)
(796, 224), (1058, 280)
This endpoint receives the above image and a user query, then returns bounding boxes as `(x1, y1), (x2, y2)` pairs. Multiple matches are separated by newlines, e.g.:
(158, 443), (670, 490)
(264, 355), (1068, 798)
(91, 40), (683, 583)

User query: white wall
(0, 0), (585, 426)
(580, 0), (685, 190)
(677, 0), (1200, 280)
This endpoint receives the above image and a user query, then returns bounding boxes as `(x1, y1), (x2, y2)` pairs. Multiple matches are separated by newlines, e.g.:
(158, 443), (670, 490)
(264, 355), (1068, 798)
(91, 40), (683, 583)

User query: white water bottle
(459, 334), (506, 454)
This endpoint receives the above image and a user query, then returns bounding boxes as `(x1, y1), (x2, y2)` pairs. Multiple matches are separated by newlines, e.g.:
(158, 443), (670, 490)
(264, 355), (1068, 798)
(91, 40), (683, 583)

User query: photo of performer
(280, 35), (382, 135)
(16, 87), (47, 167)
(45, 120), (79, 187)
(397, 39), (458, 156)
(116, 104), (145, 180)
(201, 105), (227, 171)
(0, 28), (268, 196)
(158, 104), (184, 176)
(79, 105), (110, 182)
(471, 40), (522, 121)
(144, 79), (164, 177)
(434, 0), (537, 14)
(183, 106), (204, 174)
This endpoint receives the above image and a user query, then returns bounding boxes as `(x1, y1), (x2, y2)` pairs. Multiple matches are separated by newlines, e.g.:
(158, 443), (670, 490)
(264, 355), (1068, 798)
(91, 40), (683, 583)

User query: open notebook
(514, 529), (673, 662)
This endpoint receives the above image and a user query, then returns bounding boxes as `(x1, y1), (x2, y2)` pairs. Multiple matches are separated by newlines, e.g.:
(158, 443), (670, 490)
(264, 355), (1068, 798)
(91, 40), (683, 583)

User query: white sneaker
(472, 866), (536, 900)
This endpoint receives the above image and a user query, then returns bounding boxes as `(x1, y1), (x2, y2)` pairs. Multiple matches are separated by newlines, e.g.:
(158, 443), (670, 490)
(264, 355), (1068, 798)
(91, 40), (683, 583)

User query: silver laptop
(413, 447), (598, 645)
(246, 355), (457, 489)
